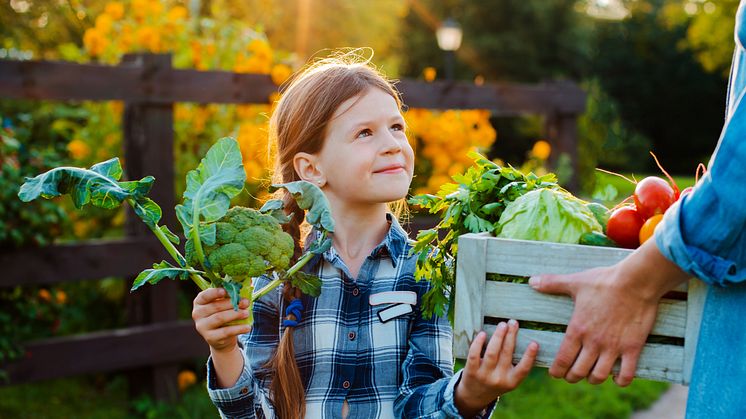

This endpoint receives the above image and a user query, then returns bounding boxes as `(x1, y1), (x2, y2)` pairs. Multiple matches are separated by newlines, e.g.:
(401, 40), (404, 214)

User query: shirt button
(239, 387), (249, 395)
(352, 287), (359, 296)
(342, 380), (351, 389)
(348, 331), (356, 340)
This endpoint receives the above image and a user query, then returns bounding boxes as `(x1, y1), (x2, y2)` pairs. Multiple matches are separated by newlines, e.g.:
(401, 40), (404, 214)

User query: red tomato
(634, 177), (676, 220)
(607, 206), (645, 249)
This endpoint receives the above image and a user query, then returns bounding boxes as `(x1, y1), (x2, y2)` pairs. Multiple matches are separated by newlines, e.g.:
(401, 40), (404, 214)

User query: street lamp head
(436, 18), (462, 51)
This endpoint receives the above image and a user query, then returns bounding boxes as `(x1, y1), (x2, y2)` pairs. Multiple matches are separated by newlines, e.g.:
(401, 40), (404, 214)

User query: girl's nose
(381, 130), (403, 154)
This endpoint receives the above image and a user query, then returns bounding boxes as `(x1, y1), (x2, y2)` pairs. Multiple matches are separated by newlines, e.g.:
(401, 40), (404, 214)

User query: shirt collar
(303, 213), (411, 272)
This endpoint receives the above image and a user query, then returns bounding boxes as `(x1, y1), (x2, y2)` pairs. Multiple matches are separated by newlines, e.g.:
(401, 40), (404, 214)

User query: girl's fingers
(510, 341), (539, 384)
(194, 287), (227, 305)
(482, 322), (508, 370)
(193, 298), (249, 321)
(205, 324), (252, 344)
(498, 320), (519, 368)
(200, 308), (250, 331)
(466, 331), (488, 373)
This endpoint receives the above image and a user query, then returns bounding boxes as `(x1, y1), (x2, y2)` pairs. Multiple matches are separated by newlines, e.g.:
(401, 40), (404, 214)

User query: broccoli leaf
(175, 137), (246, 240)
(18, 157), (155, 213)
(307, 235), (332, 255)
(131, 261), (202, 291)
(289, 271), (322, 297)
(221, 277), (243, 310)
(131, 197), (162, 228)
(260, 199), (291, 224)
(270, 181), (335, 233)
(159, 225), (180, 245)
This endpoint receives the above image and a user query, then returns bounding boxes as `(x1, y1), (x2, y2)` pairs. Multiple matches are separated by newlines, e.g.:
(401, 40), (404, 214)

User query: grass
(0, 368), (668, 419)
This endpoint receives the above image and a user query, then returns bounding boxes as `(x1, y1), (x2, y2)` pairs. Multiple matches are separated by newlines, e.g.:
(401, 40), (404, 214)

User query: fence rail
(0, 53), (585, 399)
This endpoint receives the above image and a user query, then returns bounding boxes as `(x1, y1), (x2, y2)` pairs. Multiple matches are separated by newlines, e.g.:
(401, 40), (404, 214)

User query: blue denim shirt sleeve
(394, 287), (495, 419)
(655, 39), (746, 286)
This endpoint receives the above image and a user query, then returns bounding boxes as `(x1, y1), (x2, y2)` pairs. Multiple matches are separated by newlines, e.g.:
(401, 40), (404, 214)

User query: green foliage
(409, 151), (557, 320)
(0, 118), (69, 249)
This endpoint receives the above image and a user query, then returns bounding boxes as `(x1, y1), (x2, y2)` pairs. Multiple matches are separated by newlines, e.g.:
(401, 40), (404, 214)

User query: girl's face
(300, 88), (414, 208)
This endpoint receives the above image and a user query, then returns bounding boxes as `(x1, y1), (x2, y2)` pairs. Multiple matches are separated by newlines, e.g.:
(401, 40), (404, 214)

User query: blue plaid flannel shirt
(205, 214), (495, 418)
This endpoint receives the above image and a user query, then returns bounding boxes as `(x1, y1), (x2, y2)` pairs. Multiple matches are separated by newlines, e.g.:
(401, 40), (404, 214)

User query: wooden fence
(0, 53), (585, 400)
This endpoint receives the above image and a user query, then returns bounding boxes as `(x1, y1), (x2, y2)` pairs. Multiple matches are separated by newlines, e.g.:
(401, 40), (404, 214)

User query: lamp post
(436, 18), (463, 80)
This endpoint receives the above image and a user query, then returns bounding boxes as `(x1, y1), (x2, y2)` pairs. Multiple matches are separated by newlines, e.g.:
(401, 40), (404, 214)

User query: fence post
(121, 52), (180, 402)
(546, 111), (580, 192)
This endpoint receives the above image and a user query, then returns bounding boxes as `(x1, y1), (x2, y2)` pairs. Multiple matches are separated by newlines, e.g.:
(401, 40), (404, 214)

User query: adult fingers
(497, 320), (519, 369)
(614, 348), (642, 387)
(528, 273), (576, 296)
(564, 346), (599, 383)
(465, 331), (488, 374)
(481, 322), (508, 370)
(549, 328), (582, 378)
(588, 352), (618, 385)
(510, 341), (539, 384)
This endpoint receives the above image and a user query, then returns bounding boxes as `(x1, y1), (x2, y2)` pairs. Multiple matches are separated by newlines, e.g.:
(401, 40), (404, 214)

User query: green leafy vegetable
(496, 189), (602, 244)
(409, 151), (557, 320)
(19, 137), (335, 327)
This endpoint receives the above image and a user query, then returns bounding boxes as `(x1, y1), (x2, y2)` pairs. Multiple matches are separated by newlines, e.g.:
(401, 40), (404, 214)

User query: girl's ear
(293, 152), (325, 186)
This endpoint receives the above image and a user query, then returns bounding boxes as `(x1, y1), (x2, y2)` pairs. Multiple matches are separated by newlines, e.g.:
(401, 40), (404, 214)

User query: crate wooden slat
(454, 233), (705, 384)
(483, 281), (688, 338)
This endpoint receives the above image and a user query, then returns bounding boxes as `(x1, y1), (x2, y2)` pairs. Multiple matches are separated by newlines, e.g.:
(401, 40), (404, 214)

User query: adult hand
(454, 319), (539, 416)
(528, 239), (690, 386)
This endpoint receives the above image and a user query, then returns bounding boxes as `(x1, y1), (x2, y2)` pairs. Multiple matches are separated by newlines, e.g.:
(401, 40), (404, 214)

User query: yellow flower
(83, 28), (109, 57)
(270, 64), (292, 86)
(177, 370), (198, 392)
(247, 39), (273, 62)
(149, 1), (164, 16)
(132, 0), (148, 22)
(104, 2), (125, 20)
(423, 67), (436, 82)
(95, 14), (113, 33)
(268, 91), (282, 105)
(38, 289), (52, 302)
(67, 139), (91, 160)
(531, 140), (552, 160)
(167, 5), (188, 22)
(55, 290), (67, 305)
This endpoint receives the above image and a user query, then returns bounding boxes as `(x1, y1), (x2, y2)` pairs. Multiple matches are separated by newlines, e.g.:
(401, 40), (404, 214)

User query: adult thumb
(528, 274), (574, 296)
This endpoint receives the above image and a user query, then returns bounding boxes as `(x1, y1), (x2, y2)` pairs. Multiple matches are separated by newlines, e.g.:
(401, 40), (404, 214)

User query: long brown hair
(263, 51), (404, 419)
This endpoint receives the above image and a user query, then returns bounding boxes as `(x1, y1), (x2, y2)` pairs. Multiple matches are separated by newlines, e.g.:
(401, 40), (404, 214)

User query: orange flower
(38, 289), (52, 302)
(67, 139), (91, 160)
(104, 2), (125, 20)
(167, 5), (188, 22)
(531, 140), (552, 160)
(83, 28), (109, 57)
(95, 14), (114, 33)
(178, 370), (198, 392)
(270, 64), (292, 86)
(423, 67), (436, 82)
(136, 26), (161, 52)
(55, 290), (67, 305)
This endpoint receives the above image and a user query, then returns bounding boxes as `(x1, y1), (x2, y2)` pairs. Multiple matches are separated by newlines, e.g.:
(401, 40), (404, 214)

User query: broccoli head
(185, 206), (295, 279)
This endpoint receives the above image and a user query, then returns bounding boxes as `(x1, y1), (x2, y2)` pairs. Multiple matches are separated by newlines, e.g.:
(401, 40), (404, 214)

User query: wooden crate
(453, 233), (706, 384)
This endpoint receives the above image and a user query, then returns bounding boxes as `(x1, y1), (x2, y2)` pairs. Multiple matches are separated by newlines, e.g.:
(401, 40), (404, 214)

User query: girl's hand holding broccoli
(192, 287), (252, 353)
(454, 320), (539, 416)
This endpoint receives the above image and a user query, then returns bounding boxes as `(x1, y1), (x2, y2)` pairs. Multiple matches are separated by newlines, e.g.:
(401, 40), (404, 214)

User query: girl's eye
(356, 128), (373, 139)
(390, 123), (404, 131)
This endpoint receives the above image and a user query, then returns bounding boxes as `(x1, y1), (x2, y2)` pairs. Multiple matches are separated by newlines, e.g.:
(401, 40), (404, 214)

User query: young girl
(191, 53), (539, 419)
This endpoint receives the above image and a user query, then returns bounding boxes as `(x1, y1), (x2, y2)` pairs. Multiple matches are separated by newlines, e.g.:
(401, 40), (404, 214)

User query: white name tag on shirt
(369, 291), (417, 306)
(377, 303), (414, 323)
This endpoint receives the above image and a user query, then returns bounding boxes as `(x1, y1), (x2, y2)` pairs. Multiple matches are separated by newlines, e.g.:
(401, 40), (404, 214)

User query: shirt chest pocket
(370, 303), (415, 348)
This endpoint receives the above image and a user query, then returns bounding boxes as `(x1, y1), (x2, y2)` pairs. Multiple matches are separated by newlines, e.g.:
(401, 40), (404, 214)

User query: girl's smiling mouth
(374, 164), (406, 174)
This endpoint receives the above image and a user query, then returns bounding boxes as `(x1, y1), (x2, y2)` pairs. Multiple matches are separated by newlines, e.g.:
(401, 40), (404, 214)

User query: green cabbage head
(496, 188), (602, 244)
